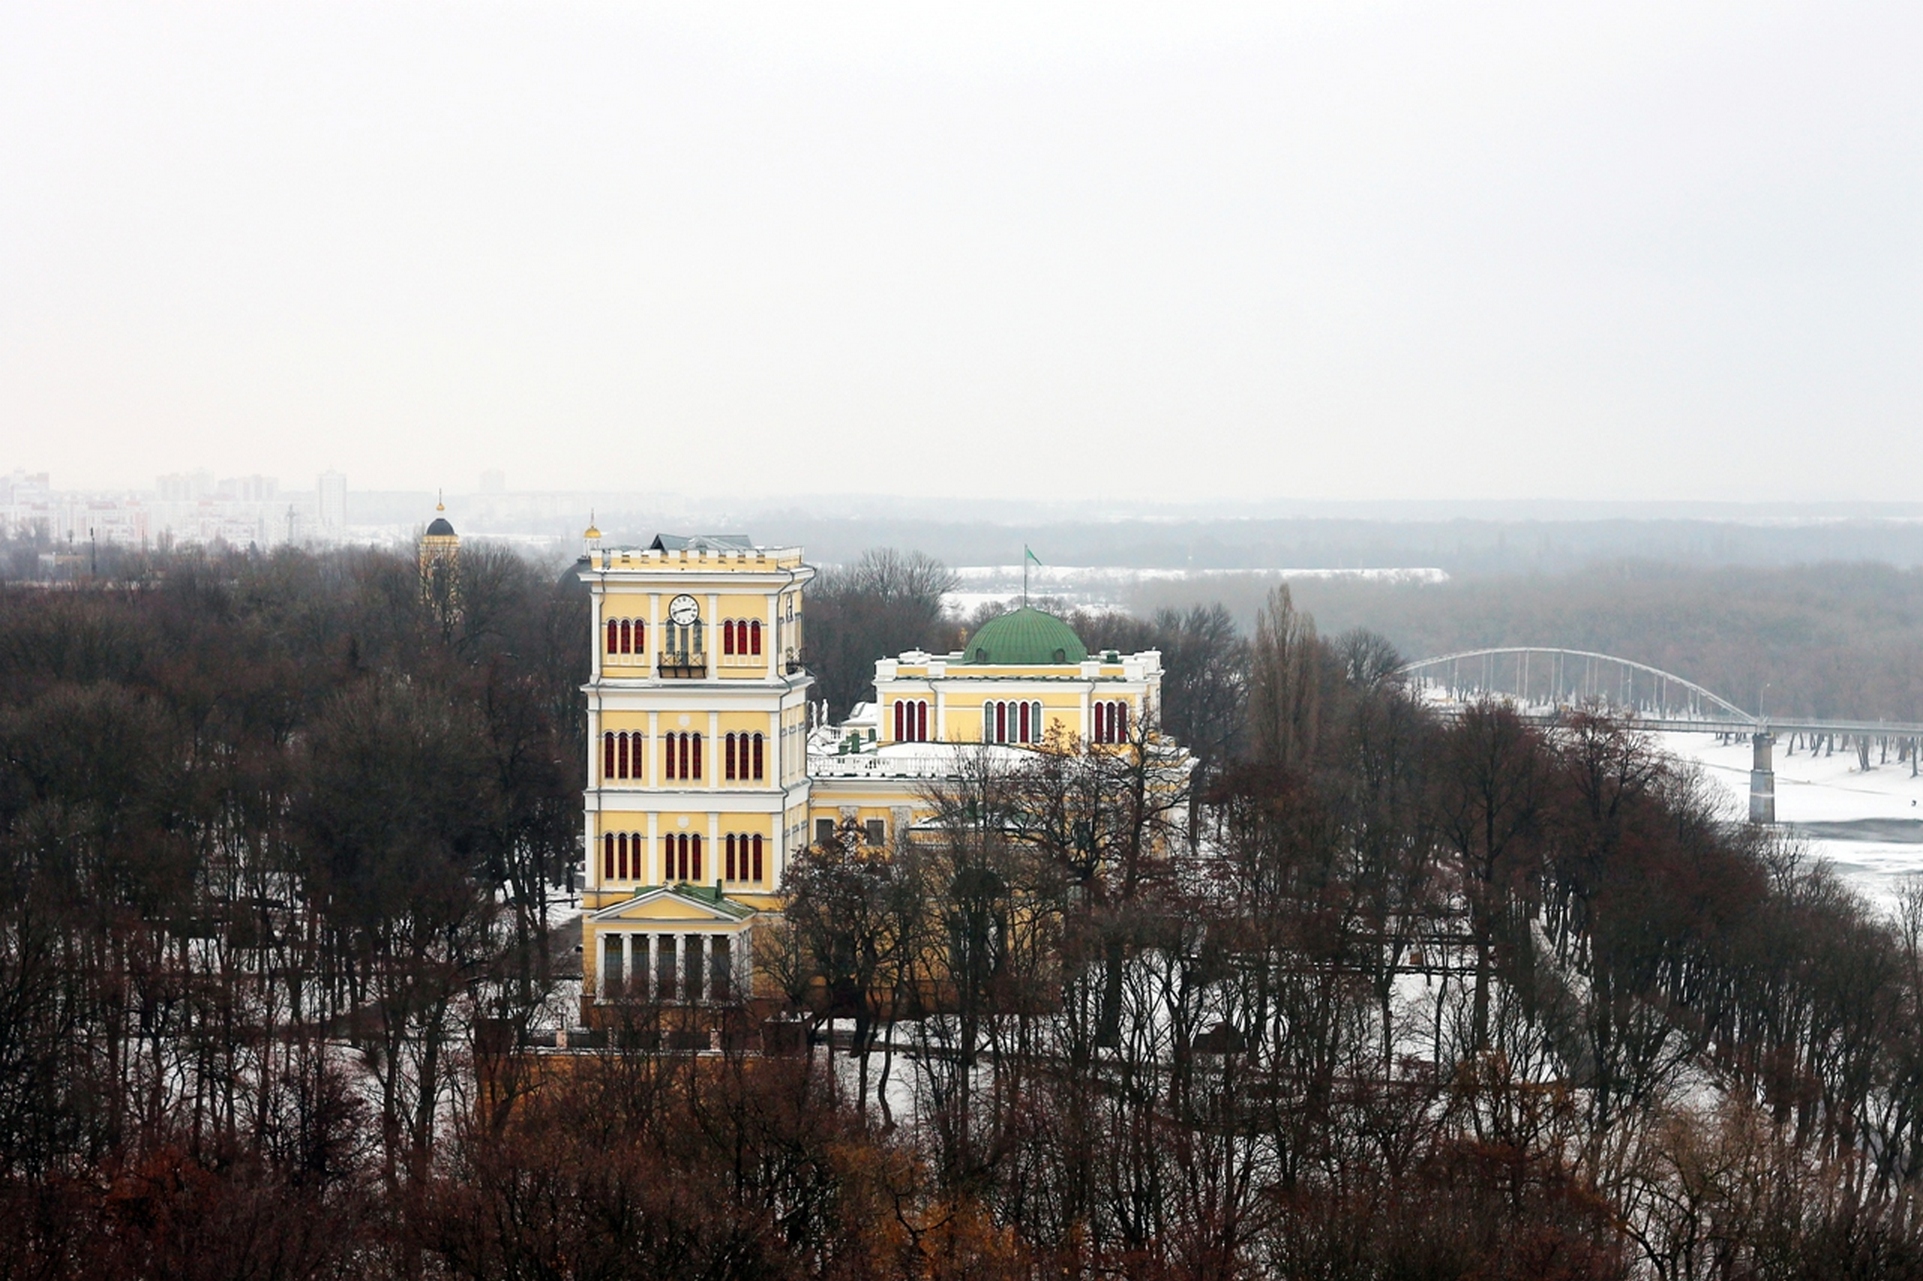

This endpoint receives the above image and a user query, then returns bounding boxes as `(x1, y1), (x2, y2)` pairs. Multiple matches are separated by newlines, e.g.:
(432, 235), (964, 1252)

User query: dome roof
(425, 517), (456, 537)
(962, 607), (1087, 665)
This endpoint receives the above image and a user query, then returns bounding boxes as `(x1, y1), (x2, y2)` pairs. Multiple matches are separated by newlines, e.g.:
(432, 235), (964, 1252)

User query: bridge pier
(1749, 731), (1775, 825)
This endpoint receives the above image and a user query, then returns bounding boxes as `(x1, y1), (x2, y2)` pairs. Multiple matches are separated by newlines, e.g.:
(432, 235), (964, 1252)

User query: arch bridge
(1400, 647), (1923, 824)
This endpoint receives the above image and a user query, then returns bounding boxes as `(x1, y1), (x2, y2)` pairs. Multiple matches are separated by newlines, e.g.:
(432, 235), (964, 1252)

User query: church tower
(418, 496), (460, 626)
(578, 531), (815, 1018)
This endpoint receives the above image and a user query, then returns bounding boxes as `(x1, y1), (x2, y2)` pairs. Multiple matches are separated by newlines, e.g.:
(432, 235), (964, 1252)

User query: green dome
(962, 607), (1087, 665)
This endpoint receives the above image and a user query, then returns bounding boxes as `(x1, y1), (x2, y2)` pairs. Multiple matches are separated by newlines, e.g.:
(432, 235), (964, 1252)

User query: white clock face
(667, 594), (699, 626)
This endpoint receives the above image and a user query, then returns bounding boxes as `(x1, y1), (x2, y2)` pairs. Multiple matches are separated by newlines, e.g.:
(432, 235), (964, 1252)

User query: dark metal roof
(425, 517), (456, 537)
(649, 532), (752, 551)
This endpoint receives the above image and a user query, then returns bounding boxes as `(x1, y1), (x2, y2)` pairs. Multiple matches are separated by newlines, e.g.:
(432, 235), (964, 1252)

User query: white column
(765, 589), (778, 678)
(584, 814), (599, 893)
(587, 697), (601, 789)
(648, 711), (660, 788)
(590, 581), (603, 682)
(643, 934), (657, 1001)
(621, 932), (633, 997)
(706, 593), (719, 677)
(648, 592), (660, 679)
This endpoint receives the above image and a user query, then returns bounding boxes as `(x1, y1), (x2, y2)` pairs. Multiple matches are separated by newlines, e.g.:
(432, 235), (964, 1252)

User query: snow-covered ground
(1657, 731), (1923, 915)
(943, 564), (1449, 618)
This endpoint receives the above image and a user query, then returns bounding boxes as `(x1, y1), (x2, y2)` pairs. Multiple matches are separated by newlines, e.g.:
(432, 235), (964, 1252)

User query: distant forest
(1126, 562), (1923, 725)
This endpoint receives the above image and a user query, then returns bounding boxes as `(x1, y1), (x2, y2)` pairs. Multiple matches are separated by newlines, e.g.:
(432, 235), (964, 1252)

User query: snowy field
(943, 564), (1449, 618)
(1657, 731), (1923, 915)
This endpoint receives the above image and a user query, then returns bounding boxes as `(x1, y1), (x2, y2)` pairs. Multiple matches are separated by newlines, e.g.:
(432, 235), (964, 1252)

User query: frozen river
(1658, 731), (1923, 916)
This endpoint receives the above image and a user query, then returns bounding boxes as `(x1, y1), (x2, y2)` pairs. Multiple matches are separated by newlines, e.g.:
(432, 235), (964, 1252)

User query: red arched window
(723, 620), (736, 655)
(725, 833), (737, 880)
(603, 832), (615, 881)
(615, 733), (629, 779)
(749, 619), (762, 655)
(996, 702), (1007, 742)
(690, 733), (702, 780)
(724, 732), (736, 780)
(621, 619), (633, 653)
(752, 732), (764, 780)
(917, 700), (928, 741)
(689, 833), (703, 882)
(893, 701), (903, 741)
(603, 732), (615, 778)
(1115, 702), (1127, 741)
(751, 833), (764, 882)
(663, 834), (675, 879)
(606, 619), (619, 653)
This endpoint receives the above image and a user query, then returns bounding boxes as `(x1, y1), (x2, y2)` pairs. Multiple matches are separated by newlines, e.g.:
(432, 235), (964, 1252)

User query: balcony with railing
(657, 650), (707, 679)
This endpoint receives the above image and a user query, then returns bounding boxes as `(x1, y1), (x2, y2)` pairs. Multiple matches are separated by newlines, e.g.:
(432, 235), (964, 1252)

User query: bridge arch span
(1399, 647), (1756, 726)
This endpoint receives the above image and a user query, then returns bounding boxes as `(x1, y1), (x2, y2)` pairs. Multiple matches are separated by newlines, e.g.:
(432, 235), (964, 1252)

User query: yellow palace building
(577, 529), (1180, 1019)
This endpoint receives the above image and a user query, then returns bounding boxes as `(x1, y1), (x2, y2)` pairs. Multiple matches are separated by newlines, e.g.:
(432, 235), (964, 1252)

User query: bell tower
(418, 494), (460, 626)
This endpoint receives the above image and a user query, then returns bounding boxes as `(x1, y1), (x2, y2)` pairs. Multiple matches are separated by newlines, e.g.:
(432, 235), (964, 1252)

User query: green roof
(961, 607), (1087, 666)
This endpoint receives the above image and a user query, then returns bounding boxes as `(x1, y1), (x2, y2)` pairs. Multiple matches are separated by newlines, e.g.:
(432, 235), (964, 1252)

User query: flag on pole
(1023, 546), (1041, 606)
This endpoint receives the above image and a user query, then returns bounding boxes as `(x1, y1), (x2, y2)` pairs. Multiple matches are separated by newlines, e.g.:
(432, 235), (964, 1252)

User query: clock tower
(577, 531), (814, 1016)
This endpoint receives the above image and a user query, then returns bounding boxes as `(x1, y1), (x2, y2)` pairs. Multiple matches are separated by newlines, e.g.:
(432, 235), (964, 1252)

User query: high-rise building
(157, 471), (214, 503)
(316, 472), (347, 539)
(221, 475), (278, 503)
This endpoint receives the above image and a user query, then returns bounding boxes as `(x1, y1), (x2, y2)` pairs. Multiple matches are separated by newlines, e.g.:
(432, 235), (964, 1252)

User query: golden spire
(436, 488), (445, 513)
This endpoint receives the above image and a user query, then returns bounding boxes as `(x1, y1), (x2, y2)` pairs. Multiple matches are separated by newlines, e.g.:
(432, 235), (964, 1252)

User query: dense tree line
(755, 586), (1923, 1277)
(0, 542), (587, 1275)
(804, 549), (960, 718)
(9, 544), (1923, 1277)
(1136, 560), (1923, 724)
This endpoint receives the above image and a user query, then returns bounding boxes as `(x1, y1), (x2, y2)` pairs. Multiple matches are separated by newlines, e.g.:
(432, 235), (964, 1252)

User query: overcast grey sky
(2, 2), (1917, 502)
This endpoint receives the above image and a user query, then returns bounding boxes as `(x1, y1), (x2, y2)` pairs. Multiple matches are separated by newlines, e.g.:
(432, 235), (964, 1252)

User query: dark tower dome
(426, 516), (456, 537)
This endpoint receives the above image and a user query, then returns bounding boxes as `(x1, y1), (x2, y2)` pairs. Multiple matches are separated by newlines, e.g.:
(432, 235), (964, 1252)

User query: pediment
(589, 886), (755, 925)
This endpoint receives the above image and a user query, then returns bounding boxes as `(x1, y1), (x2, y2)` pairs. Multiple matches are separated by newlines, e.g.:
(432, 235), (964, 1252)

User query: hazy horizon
(5, 3), (1919, 503)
